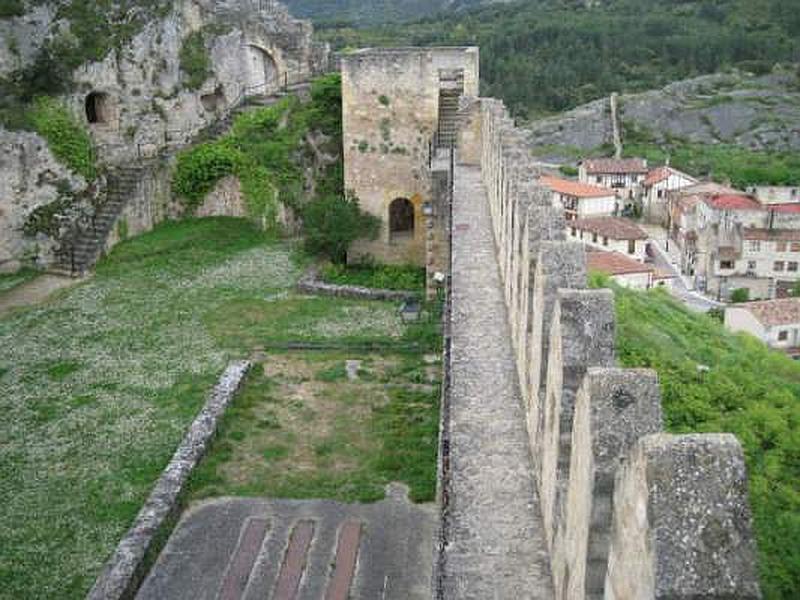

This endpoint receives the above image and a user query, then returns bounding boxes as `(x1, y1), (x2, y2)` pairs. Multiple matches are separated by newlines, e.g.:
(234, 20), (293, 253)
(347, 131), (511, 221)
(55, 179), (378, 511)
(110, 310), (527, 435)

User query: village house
(539, 175), (617, 221)
(641, 165), (697, 224)
(667, 179), (800, 300)
(746, 185), (800, 206)
(567, 216), (648, 262)
(577, 157), (648, 203)
(586, 249), (674, 290)
(715, 228), (800, 300)
(725, 297), (800, 356)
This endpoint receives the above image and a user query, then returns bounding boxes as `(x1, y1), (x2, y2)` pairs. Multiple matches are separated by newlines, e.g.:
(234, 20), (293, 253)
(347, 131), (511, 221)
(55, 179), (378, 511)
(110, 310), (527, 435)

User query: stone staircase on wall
(436, 75), (464, 148)
(54, 81), (316, 277)
(53, 166), (143, 276)
(197, 82), (313, 142)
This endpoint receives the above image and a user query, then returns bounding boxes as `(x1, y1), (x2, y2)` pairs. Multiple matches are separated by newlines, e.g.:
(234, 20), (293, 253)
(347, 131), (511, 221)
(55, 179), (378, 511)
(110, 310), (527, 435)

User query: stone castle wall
(461, 96), (762, 599)
(341, 47), (478, 265)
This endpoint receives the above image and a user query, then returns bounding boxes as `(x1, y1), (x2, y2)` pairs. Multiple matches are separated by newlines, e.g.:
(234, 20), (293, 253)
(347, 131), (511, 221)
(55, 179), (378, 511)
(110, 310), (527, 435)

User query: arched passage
(389, 197), (415, 241)
(85, 92), (111, 124)
(246, 45), (279, 92)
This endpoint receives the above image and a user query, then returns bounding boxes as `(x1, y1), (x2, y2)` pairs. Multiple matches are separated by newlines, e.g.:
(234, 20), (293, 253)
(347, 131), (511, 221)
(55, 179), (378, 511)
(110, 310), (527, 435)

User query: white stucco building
(587, 250), (655, 290)
(568, 216), (648, 262)
(746, 186), (800, 206)
(578, 158), (648, 203)
(725, 298), (800, 354)
(539, 175), (617, 221)
(641, 166), (697, 224)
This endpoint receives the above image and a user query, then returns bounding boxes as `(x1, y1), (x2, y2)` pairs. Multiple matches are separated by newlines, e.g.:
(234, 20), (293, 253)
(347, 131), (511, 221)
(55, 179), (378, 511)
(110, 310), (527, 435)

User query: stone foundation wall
(465, 97), (762, 599)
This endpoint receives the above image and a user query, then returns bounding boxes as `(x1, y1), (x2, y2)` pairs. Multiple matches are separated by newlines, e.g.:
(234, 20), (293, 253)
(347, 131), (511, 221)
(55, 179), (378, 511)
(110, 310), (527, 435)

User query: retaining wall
(463, 97), (762, 599)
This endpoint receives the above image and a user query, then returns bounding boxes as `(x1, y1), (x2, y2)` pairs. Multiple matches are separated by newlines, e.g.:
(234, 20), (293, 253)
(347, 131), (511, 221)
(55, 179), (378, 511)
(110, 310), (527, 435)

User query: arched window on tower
(389, 197), (415, 241)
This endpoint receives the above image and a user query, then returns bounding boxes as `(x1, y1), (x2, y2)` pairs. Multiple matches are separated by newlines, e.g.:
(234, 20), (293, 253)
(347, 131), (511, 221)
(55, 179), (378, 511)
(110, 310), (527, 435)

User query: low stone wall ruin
(87, 360), (251, 600)
(296, 266), (417, 301)
(460, 97), (762, 599)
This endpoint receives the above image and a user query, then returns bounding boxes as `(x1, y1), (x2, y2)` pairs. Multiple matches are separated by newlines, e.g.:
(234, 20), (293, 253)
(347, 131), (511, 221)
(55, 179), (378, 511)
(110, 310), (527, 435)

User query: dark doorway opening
(389, 198), (415, 241)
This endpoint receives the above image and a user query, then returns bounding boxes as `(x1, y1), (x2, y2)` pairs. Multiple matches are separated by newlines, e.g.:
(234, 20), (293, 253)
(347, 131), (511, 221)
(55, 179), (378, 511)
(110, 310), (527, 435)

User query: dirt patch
(189, 350), (441, 503)
(0, 274), (86, 318)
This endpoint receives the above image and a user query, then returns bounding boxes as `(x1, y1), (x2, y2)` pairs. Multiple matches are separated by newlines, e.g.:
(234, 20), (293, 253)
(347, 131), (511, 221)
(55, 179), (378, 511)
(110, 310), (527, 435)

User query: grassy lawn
(0, 217), (420, 599)
(610, 283), (800, 599)
(187, 350), (441, 504)
(0, 267), (38, 295)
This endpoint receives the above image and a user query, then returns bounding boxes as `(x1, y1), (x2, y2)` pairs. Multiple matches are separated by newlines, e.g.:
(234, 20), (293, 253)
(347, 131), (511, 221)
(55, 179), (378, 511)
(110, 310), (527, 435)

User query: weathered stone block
(605, 433), (762, 600)
(538, 291), (616, 557)
(555, 368), (662, 600)
(526, 242), (586, 449)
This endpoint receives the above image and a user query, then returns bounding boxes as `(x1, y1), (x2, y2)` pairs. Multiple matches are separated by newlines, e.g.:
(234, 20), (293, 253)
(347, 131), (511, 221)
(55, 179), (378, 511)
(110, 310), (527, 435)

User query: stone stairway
(53, 166), (143, 276)
(198, 82), (313, 142)
(437, 80), (463, 148)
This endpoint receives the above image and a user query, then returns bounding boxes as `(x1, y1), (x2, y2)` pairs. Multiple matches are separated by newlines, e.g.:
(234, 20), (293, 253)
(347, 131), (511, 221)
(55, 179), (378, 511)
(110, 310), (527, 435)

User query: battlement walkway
(442, 163), (554, 598)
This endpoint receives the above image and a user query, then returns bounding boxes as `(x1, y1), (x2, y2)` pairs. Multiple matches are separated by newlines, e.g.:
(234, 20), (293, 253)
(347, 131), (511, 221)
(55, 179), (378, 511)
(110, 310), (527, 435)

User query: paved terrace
(442, 164), (554, 598)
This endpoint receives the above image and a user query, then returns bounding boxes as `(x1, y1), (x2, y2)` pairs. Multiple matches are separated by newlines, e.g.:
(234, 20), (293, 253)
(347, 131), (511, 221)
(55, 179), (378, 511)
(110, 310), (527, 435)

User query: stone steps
(54, 167), (141, 275)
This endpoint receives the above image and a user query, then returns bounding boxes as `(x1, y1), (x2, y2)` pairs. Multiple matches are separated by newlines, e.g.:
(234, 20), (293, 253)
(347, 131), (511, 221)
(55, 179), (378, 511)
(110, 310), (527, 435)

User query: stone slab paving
(137, 483), (435, 600)
(442, 164), (554, 598)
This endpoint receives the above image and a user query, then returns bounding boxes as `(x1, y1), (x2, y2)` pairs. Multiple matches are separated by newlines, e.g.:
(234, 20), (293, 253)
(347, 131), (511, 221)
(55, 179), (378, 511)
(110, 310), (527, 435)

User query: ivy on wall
(30, 97), (97, 181)
(173, 74), (344, 230)
(179, 30), (212, 91)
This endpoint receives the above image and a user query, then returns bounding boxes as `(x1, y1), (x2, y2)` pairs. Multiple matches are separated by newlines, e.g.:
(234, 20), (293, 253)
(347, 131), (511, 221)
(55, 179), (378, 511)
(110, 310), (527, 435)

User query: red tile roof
(769, 203), (800, 214)
(704, 194), (763, 211)
(676, 182), (740, 197)
(587, 250), (654, 276)
(743, 228), (800, 242)
(539, 175), (615, 199)
(737, 298), (800, 327)
(643, 166), (697, 187)
(581, 158), (648, 175)
(571, 217), (648, 240)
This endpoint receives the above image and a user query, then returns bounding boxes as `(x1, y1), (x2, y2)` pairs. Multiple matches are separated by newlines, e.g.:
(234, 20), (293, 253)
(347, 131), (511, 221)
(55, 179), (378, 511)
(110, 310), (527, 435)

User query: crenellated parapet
(457, 97), (762, 599)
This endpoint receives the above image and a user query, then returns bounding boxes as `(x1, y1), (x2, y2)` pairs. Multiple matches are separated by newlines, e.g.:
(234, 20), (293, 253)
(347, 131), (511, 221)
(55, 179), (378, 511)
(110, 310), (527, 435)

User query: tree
(302, 195), (380, 264)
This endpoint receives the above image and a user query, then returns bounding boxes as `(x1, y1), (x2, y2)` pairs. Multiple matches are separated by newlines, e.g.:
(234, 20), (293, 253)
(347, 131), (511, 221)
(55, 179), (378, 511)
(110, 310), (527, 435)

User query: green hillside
(609, 282), (800, 599)
(318, 0), (800, 118)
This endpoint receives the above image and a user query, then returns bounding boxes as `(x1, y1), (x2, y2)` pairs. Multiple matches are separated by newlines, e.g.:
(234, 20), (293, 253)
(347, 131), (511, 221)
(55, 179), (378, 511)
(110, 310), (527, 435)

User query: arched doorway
(389, 197), (415, 242)
(246, 45), (278, 93)
(85, 92), (111, 124)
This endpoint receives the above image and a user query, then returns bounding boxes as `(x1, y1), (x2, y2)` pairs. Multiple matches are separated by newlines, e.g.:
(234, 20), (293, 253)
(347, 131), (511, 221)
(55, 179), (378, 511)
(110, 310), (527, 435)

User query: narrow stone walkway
(443, 164), (554, 598)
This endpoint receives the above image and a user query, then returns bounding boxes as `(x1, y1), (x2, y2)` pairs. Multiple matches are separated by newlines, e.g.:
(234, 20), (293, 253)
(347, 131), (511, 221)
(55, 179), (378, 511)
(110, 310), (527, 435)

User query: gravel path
(0, 273), (83, 318)
(442, 164), (554, 598)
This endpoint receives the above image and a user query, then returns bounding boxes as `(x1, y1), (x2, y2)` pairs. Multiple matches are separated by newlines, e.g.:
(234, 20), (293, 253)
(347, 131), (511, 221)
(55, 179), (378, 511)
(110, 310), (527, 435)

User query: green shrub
(179, 30), (211, 90)
(321, 263), (425, 290)
(558, 165), (579, 177)
(303, 195), (380, 264)
(0, 0), (25, 18)
(172, 74), (343, 228)
(173, 143), (241, 207)
(731, 287), (750, 303)
(29, 97), (96, 180)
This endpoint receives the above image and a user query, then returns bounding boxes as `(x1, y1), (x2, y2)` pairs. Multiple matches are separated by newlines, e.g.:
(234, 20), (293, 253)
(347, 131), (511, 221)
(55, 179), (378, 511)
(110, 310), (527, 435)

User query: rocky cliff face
(0, 0), (329, 272)
(525, 68), (800, 161)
